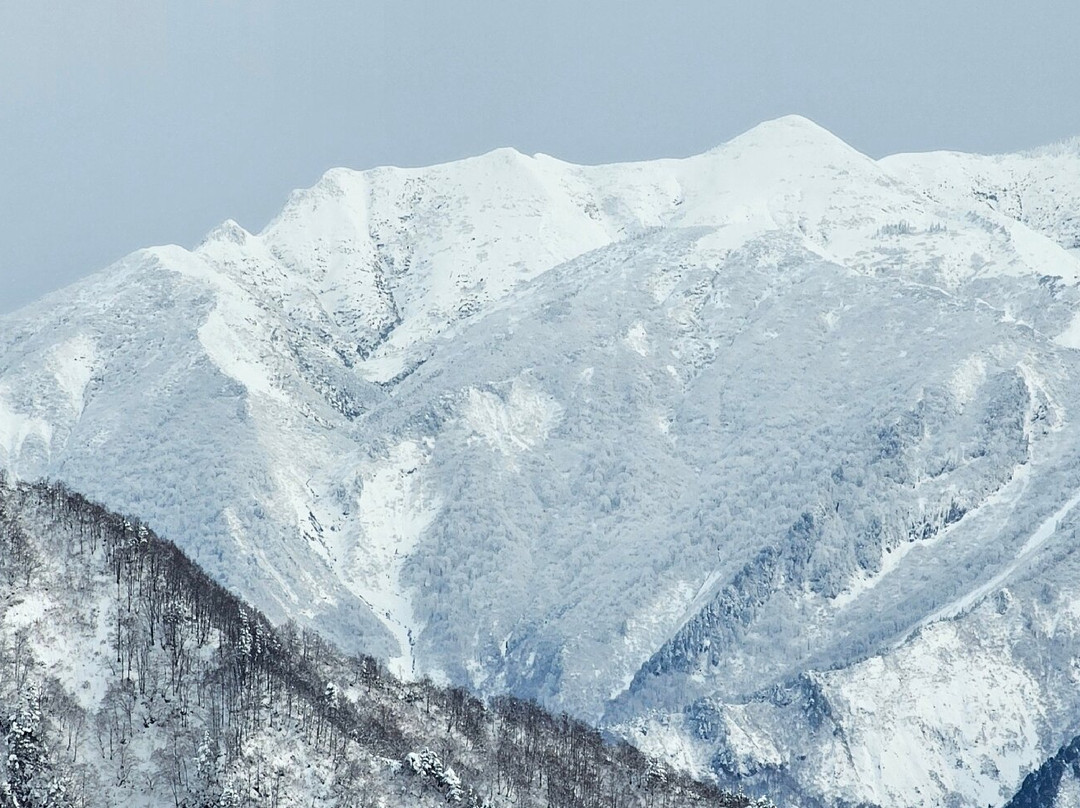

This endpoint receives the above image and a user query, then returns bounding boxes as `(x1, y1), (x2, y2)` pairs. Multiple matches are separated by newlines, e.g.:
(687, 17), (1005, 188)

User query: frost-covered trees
(190, 732), (239, 808)
(405, 748), (467, 803)
(0, 476), (772, 808)
(1, 686), (69, 808)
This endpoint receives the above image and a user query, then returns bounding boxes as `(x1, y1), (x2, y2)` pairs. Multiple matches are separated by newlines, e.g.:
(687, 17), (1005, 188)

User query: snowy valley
(4, 116), (1080, 806)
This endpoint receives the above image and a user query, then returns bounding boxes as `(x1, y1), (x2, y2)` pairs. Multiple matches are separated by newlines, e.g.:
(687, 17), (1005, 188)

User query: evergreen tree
(1, 686), (69, 808)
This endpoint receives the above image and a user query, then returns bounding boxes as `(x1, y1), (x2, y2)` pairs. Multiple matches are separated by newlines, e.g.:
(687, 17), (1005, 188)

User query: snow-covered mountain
(5, 115), (1080, 806)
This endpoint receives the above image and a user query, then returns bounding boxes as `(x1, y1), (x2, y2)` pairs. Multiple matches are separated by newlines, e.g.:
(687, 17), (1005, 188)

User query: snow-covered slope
(5, 115), (1080, 806)
(882, 139), (1080, 254)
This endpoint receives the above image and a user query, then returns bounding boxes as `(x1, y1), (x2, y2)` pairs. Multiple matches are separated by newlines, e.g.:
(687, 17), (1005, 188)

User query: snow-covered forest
(0, 472), (767, 808)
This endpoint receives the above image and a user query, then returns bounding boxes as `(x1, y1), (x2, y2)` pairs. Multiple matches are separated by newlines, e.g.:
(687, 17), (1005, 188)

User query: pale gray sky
(2, 0), (1079, 312)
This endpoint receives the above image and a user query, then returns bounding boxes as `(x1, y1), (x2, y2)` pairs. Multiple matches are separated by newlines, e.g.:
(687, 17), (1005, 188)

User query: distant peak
(309, 166), (363, 196)
(759, 113), (829, 131)
(720, 114), (854, 154)
(198, 219), (251, 249)
(481, 145), (526, 159)
(466, 145), (532, 168)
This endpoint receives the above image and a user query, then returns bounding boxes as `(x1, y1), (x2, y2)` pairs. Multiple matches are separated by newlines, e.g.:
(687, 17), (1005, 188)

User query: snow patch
(463, 379), (563, 458)
(0, 393), (52, 467)
(199, 301), (285, 403)
(815, 622), (1045, 808)
(949, 354), (988, 409)
(4, 591), (52, 629)
(614, 581), (697, 698)
(722, 709), (785, 774)
(624, 322), (651, 356)
(339, 440), (440, 678)
(47, 335), (97, 413)
(831, 534), (923, 609)
(3, 588), (116, 711)
(626, 716), (710, 780)
(1055, 310), (1080, 351)
(919, 475), (1080, 628)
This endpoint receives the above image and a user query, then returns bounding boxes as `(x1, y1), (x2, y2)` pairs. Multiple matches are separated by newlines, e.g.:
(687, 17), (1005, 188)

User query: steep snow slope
(5, 116), (1080, 806)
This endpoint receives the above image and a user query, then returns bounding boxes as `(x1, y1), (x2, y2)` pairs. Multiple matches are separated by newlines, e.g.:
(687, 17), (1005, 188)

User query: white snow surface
(47, 335), (97, 413)
(345, 439), (439, 678)
(0, 393), (52, 473)
(6, 116), (1080, 807)
(463, 377), (563, 460)
(1058, 774), (1080, 808)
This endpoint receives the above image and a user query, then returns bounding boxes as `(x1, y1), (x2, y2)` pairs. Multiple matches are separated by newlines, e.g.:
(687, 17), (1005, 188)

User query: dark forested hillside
(1005, 734), (1080, 808)
(0, 473), (769, 808)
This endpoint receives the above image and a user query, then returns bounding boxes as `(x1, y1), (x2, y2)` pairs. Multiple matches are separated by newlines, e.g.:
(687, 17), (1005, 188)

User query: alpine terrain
(4, 115), (1080, 806)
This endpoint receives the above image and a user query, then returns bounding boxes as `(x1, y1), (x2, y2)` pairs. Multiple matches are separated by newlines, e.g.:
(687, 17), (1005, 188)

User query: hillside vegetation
(0, 474), (765, 808)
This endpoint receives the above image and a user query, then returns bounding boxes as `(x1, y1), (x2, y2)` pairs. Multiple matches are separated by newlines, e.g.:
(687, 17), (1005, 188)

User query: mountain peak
(476, 145), (527, 161)
(721, 114), (855, 155)
(199, 218), (251, 248)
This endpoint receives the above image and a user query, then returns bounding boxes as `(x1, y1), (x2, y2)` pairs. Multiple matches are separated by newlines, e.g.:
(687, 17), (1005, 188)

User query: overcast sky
(2, 0), (1079, 313)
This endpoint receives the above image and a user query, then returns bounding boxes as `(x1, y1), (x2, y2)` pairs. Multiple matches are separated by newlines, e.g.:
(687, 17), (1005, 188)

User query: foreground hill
(5, 116), (1080, 805)
(0, 473), (761, 808)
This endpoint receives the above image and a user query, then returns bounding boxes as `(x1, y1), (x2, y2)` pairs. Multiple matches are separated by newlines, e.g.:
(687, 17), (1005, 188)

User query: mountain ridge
(5, 116), (1080, 806)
